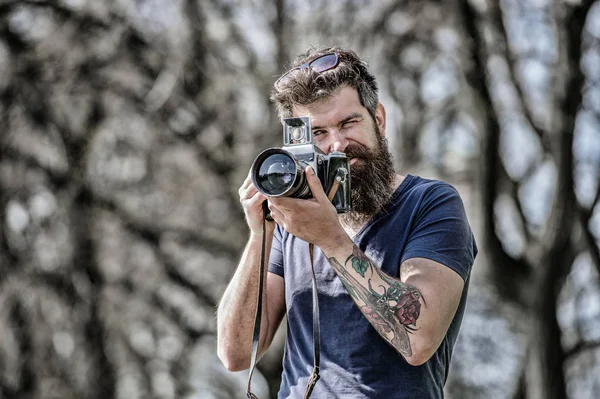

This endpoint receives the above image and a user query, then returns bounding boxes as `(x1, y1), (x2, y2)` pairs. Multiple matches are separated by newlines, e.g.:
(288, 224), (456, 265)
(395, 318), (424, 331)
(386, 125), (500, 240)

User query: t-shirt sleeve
(401, 183), (477, 281)
(268, 225), (285, 277)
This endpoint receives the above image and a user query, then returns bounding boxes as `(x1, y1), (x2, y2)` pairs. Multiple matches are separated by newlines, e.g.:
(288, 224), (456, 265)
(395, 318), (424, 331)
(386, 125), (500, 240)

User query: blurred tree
(460, 0), (600, 398)
(0, 0), (278, 397)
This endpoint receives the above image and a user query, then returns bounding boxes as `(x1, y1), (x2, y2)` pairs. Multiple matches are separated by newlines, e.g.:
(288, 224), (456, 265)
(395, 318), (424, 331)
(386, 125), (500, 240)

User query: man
(217, 47), (477, 398)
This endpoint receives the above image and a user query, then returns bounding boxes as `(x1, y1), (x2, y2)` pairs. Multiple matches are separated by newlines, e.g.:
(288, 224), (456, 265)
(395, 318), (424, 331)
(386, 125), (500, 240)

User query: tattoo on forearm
(329, 245), (422, 357)
(346, 245), (370, 277)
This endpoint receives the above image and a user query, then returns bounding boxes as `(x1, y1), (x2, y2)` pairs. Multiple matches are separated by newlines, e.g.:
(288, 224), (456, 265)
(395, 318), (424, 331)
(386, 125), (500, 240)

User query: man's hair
(270, 46), (379, 121)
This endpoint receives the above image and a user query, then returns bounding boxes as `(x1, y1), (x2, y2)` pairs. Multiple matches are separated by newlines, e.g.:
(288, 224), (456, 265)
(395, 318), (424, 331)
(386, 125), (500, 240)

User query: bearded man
(217, 47), (478, 398)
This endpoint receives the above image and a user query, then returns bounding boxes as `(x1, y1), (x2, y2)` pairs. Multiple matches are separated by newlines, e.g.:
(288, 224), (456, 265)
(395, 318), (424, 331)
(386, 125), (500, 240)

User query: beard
(339, 123), (396, 229)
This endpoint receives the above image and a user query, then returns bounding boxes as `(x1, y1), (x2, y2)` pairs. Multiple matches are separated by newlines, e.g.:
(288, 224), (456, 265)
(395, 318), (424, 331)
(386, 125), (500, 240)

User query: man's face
(291, 86), (396, 226)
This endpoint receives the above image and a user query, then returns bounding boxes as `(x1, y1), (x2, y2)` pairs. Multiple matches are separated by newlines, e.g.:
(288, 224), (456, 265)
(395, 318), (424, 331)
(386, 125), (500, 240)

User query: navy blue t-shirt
(268, 175), (478, 398)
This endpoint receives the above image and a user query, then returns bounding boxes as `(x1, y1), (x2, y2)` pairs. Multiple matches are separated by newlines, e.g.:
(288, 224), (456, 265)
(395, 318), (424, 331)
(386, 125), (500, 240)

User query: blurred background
(0, 0), (599, 398)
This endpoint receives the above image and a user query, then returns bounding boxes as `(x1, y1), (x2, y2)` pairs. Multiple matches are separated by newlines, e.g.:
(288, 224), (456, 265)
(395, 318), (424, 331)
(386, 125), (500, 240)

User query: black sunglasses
(274, 52), (340, 89)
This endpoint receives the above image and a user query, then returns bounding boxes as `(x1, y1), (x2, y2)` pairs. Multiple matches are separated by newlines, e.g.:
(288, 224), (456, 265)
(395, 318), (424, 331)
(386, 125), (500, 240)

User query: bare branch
(564, 339), (600, 361)
(460, 0), (532, 305)
(493, 0), (552, 152)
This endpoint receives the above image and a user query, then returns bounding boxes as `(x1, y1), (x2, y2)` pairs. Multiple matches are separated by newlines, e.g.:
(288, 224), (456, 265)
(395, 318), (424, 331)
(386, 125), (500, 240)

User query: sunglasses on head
(274, 52), (340, 89)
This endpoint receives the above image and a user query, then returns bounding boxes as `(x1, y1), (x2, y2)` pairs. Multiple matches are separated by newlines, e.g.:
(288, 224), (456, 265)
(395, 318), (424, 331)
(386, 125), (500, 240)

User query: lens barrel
(251, 148), (310, 198)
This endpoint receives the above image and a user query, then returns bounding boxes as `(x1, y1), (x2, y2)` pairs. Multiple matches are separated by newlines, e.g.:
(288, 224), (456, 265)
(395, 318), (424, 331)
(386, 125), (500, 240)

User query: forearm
(319, 236), (425, 363)
(217, 223), (276, 371)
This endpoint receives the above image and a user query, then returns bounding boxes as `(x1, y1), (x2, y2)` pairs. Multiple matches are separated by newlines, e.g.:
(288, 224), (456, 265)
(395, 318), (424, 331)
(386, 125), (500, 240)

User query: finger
(268, 196), (290, 208)
(305, 165), (328, 202)
(268, 201), (287, 217)
(241, 170), (254, 190)
(267, 200), (279, 214)
(240, 184), (258, 200)
(247, 191), (267, 208)
(239, 180), (252, 197)
(268, 202), (284, 224)
(268, 196), (305, 212)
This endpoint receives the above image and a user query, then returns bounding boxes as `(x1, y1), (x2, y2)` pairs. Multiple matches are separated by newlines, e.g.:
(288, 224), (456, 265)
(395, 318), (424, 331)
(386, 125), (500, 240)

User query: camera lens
(260, 154), (296, 195)
(251, 148), (309, 198)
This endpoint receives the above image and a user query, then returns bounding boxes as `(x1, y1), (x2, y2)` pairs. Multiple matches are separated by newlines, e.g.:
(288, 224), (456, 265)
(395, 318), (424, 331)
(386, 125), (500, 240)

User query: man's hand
(219, 169), (284, 372)
(238, 170), (270, 236)
(268, 166), (347, 248)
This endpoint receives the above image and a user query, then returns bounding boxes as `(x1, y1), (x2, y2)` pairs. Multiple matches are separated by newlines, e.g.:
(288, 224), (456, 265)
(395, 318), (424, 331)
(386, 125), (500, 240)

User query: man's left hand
(267, 166), (346, 248)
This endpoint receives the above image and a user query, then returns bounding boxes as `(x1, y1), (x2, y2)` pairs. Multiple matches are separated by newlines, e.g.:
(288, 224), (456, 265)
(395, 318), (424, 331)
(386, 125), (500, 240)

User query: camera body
(251, 116), (351, 213)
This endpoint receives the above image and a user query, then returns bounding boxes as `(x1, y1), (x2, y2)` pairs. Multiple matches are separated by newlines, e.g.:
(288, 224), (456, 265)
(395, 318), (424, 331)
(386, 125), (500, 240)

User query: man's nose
(328, 130), (349, 153)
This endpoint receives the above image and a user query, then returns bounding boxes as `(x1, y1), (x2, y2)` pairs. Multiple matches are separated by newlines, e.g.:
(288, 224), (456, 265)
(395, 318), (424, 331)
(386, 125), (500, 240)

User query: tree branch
(564, 339), (600, 361)
(460, 0), (532, 305)
(493, 2), (552, 153)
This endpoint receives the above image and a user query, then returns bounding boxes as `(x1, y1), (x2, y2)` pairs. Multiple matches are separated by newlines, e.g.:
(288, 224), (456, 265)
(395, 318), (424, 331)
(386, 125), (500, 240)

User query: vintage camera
(251, 116), (351, 213)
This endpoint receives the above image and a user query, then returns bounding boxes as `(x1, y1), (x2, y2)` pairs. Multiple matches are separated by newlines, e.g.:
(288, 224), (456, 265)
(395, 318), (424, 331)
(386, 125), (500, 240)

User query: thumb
(305, 165), (328, 202)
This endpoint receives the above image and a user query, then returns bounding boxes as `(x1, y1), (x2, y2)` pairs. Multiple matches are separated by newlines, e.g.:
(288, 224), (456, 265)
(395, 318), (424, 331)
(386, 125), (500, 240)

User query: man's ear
(375, 102), (386, 136)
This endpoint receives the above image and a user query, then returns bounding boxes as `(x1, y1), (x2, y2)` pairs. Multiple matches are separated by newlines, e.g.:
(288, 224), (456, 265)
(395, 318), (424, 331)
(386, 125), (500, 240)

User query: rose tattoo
(396, 289), (421, 326)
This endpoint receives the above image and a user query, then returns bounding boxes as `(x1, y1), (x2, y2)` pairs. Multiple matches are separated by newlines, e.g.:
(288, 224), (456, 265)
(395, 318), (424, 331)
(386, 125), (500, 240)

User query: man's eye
(342, 120), (358, 128)
(313, 130), (325, 136)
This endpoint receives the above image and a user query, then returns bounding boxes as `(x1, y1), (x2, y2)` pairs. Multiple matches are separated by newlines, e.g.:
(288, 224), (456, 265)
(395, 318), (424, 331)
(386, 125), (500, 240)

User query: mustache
(342, 144), (378, 160)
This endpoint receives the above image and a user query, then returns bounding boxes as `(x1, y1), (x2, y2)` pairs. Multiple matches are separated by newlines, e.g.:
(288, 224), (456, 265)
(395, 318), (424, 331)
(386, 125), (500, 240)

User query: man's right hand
(238, 170), (270, 236)
(219, 170), (284, 372)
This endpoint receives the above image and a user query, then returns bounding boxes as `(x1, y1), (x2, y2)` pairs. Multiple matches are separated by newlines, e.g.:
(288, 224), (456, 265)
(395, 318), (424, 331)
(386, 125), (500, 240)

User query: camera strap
(247, 175), (342, 399)
(246, 205), (321, 399)
(246, 212), (322, 399)
(302, 173), (345, 397)
(304, 241), (321, 398)
(246, 202), (271, 399)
